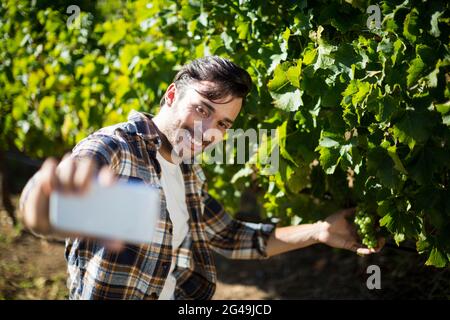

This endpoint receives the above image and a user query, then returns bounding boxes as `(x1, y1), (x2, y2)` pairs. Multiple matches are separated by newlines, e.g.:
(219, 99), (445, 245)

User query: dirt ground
(1, 208), (449, 300)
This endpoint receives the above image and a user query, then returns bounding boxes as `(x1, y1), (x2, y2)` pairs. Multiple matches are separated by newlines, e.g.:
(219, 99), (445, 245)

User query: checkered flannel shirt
(34, 110), (275, 300)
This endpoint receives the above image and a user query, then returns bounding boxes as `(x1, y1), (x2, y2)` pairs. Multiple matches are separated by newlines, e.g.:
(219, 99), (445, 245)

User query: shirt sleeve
(201, 187), (276, 260)
(71, 133), (122, 171)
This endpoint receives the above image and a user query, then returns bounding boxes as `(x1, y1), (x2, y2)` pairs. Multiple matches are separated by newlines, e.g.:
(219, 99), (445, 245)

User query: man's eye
(196, 106), (208, 117)
(218, 122), (229, 130)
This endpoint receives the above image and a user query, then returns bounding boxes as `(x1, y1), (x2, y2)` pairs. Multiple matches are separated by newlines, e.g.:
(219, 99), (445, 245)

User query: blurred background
(0, 0), (449, 299)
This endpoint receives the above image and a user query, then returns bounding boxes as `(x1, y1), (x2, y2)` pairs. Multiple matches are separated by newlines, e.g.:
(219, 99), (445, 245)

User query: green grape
(354, 206), (378, 249)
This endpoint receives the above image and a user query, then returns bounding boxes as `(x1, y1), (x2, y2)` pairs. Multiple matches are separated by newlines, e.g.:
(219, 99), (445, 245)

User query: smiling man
(19, 56), (383, 300)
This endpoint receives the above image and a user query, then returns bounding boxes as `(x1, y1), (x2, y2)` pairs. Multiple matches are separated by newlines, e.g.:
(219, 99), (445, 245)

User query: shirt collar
(127, 109), (162, 149)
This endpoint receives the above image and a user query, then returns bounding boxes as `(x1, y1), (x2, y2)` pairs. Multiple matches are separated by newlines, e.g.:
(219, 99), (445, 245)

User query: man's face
(161, 81), (242, 161)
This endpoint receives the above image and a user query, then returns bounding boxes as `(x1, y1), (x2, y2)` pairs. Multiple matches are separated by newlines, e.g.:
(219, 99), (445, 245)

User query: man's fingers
(56, 155), (77, 192)
(98, 166), (116, 187)
(355, 247), (377, 255)
(354, 238), (385, 255)
(73, 158), (96, 194)
(23, 158), (61, 234)
(335, 235), (377, 255)
(39, 158), (59, 196)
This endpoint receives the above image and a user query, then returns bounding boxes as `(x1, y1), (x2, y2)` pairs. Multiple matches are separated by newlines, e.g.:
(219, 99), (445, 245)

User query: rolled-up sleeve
(71, 134), (122, 170)
(202, 192), (275, 260)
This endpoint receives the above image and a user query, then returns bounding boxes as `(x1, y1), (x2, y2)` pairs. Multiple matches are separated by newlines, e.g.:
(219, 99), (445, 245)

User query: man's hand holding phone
(21, 155), (159, 251)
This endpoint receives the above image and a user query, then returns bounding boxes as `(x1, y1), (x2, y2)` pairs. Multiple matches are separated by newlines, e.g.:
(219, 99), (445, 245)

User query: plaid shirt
(48, 110), (275, 300)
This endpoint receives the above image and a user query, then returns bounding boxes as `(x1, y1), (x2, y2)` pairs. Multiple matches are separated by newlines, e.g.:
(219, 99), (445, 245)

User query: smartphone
(49, 180), (161, 245)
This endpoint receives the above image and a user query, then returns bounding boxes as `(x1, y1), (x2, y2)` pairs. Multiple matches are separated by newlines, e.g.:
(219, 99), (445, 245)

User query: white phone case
(49, 181), (160, 245)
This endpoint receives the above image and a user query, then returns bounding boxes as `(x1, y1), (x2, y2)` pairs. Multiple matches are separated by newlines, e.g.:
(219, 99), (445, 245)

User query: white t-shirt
(156, 151), (190, 300)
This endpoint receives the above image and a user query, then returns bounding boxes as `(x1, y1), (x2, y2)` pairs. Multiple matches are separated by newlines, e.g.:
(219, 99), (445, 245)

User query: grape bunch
(354, 208), (378, 249)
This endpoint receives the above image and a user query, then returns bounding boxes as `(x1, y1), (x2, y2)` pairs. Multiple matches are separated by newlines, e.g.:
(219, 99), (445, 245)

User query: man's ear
(164, 83), (176, 107)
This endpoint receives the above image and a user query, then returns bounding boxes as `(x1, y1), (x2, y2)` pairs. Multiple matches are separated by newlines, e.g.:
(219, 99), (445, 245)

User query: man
(19, 56), (383, 300)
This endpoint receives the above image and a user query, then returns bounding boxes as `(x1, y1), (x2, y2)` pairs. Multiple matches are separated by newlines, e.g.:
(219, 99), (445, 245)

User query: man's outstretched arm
(266, 208), (385, 257)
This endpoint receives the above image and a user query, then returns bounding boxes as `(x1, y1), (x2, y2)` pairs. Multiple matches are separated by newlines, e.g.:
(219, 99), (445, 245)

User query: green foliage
(1, 0), (449, 267)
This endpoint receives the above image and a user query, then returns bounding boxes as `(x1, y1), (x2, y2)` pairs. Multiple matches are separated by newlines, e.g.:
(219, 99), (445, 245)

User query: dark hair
(160, 56), (252, 106)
